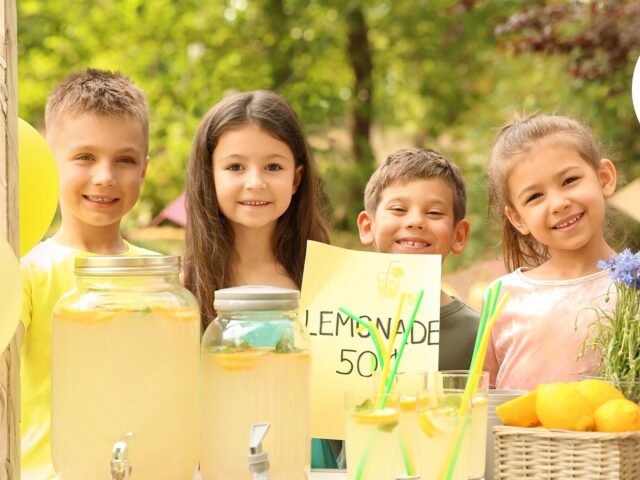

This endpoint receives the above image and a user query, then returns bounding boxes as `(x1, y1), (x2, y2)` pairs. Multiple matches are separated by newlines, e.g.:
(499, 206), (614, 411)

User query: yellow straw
(383, 293), (406, 387)
(437, 291), (510, 480)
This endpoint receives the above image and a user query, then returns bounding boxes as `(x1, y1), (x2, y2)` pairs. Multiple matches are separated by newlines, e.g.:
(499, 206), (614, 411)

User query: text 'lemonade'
(200, 286), (310, 480)
(52, 256), (200, 480)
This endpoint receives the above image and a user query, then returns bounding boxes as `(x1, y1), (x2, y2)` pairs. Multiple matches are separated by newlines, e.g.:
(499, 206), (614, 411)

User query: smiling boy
(20, 69), (158, 479)
(357, 148), (480, 370)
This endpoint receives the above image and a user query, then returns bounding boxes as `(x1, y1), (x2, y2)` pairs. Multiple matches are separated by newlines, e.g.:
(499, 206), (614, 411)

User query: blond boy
(357, 148), (480, 370)
(20, 69), (157, 479)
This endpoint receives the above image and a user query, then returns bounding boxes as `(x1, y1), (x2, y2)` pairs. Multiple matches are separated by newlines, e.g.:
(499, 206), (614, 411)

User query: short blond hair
(364, 148), (467, 223)
(45, 68), (148, 145)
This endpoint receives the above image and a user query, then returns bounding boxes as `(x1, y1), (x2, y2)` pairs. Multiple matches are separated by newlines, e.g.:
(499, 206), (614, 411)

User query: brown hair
(45, 68), (148, 147)
(183, 90), (331, 327)
(364, 148), (467, 223)
(488, 113), (604, 271)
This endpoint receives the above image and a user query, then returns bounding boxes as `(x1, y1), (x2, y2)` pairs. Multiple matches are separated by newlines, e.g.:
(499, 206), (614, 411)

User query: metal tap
(111, 439), (132, 480)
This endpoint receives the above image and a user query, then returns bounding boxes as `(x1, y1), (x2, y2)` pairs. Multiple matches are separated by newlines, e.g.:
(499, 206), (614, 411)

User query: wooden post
(0, 0), (20, 478)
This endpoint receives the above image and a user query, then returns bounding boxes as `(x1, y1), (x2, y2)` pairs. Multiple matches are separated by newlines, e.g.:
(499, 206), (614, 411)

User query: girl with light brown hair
(183, 90), (330, 328)
(483, 113), (618, 391)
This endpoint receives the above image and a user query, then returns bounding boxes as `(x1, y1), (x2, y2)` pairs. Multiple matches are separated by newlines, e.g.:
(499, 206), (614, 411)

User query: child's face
(357, 178), (469, 260)
(212, 124), (303, 234)
(49, 112), (148, 231)
(505, 141), (616, 255)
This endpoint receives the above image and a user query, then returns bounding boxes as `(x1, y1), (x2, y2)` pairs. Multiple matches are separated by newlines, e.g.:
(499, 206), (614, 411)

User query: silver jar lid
(74, 255), (180, 275)
(214, 285), (299, 312)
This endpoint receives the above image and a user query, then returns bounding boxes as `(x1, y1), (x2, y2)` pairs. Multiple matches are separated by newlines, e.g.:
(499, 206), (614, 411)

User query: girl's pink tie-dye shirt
(483, 268), (613, 391)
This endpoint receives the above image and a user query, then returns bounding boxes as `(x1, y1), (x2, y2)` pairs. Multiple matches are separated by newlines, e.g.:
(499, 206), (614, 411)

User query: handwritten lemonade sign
(300, 241), (441, 439)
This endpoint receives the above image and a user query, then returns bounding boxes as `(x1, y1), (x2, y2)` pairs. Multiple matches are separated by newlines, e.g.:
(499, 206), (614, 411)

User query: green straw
(339, 307), (385, 371)
(440, 291), (510, 480)
(399, 434), (415, 475)
(382, 289), (424, 408)
(348, 290), (424, 480)
(469, 281), (501, 369)
(442, 416), (471, 480)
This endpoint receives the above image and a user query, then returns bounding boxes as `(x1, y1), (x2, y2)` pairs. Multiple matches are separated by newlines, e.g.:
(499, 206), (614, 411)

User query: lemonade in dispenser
(51, 256), (200, 479)
(200, 285), (310, 480)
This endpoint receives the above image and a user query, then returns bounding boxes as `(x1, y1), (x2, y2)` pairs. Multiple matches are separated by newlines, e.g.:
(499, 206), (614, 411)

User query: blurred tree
(494, 0), (640, 176)
(16, 0), (640, 266)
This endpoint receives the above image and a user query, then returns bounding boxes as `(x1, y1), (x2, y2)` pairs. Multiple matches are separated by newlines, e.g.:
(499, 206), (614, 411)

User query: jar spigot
(248, 423), (270, 480)
(111, 433), (133, 480)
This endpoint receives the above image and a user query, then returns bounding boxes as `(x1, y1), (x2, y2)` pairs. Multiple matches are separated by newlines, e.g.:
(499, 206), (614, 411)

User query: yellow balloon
(19, 118), (59, 257)
(0, 238), (21, 351)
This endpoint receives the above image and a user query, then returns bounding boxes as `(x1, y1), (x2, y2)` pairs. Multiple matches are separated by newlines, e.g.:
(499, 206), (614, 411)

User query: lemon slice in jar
(213, 349), (267, 371)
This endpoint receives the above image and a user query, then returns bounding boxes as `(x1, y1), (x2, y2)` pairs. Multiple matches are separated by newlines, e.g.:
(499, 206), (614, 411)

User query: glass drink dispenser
(51, 256), (200, 479)
(200, 285), (310, 479)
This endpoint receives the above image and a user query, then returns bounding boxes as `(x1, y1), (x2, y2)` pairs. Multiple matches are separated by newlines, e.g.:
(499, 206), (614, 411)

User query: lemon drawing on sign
(378, 261), (404, 297)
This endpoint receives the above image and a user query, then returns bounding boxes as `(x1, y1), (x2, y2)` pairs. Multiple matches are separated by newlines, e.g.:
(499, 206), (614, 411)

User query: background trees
(18, 0), (640, 270)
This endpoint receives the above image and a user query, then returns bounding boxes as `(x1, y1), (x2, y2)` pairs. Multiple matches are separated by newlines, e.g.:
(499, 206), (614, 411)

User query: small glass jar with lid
(200, 285), (310, 480)
(51, 255), (200, 480)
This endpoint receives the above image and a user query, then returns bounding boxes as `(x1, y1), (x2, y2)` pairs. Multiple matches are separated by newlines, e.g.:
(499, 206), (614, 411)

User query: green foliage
(17, 0), (640, 272)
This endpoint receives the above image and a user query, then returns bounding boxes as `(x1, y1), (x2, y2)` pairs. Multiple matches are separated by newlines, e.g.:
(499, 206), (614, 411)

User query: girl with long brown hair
(183, 90), (330, 328)
(483, 113), (619, 391)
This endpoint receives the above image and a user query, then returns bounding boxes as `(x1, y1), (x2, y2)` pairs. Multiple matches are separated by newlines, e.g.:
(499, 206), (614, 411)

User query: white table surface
(194, 469), (347, 479)
(310, 469), (348, 479)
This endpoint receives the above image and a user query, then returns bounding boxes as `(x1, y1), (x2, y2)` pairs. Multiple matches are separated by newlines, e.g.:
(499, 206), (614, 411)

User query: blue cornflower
(598, 249), (640, 289)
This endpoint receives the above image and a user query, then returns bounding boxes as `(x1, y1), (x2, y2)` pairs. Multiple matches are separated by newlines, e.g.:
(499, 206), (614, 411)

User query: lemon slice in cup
(353, 408), (400, 425)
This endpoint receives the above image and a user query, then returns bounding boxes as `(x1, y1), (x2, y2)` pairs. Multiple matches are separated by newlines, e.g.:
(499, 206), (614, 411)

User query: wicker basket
(493, 425), (640, 479)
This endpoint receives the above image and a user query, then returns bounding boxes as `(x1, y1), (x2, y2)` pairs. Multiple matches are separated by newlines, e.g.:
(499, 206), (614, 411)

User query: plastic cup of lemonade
(435, 370), (489, 480)
(345, 392), (402, 479)
(417, 389), (471, 480)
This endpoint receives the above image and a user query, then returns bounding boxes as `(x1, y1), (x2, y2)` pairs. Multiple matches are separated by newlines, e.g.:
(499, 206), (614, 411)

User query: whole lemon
(535, 383), (594, 431)
(594, 398), (640, 432)
(495, 390), (539, 427)
(574, 379), (624, 411)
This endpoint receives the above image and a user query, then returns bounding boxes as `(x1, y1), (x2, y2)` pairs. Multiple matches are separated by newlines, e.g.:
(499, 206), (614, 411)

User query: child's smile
(212, 124), (302, 234)
(506, 141), (615, 257)
(551, 212), (583, 231)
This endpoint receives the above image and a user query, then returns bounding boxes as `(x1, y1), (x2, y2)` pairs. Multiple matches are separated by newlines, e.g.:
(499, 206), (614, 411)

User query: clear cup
(372, 371), (431, 478)
(436, 370), (489, 480)
(417, 389), (471, 480)
(345, 392), (403, 480)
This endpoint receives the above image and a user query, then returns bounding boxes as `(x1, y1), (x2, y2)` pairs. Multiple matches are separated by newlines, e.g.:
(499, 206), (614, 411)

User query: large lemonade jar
(201, 285), (310, 480)
(51, 256), (200, 479)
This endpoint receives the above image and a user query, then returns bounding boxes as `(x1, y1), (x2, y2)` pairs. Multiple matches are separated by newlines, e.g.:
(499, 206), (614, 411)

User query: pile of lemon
(496, 379), (640, 432)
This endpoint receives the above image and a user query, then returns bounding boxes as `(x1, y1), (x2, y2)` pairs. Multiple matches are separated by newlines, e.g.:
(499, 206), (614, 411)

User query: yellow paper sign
(300, 241), (441, 439)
